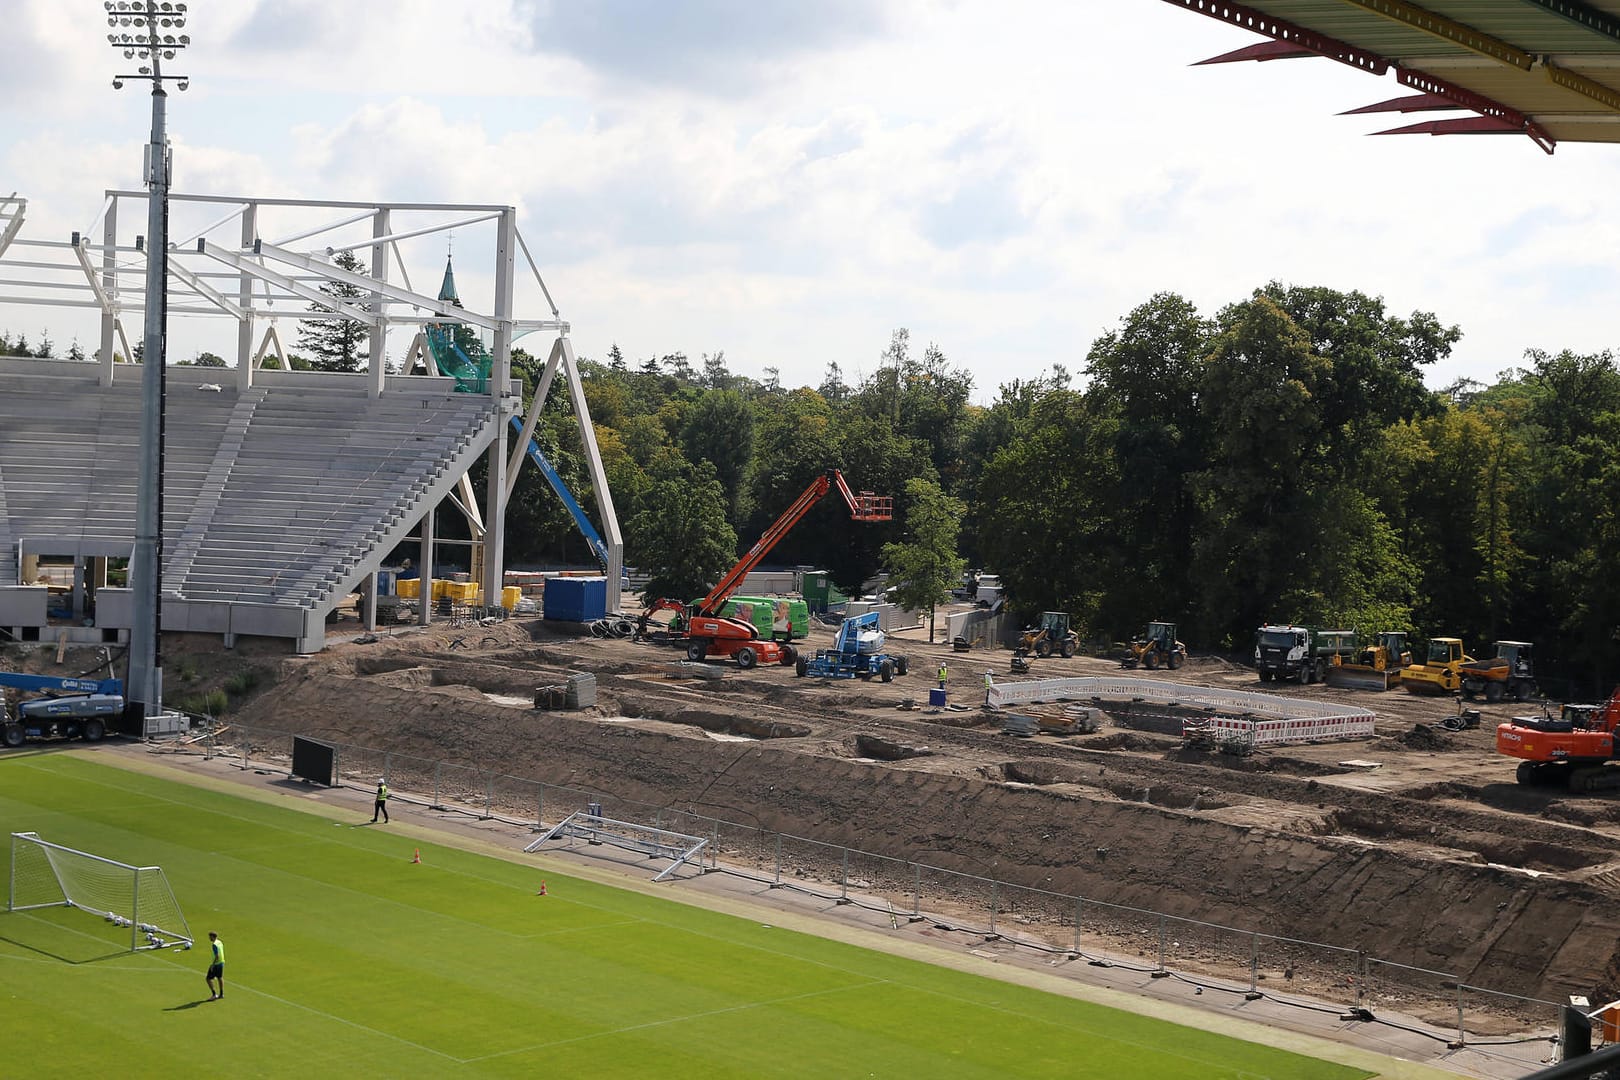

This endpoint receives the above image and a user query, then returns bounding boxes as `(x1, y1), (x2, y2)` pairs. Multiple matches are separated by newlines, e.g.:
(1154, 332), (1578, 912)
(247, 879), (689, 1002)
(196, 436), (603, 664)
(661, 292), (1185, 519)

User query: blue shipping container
(544, 576), (608, 622)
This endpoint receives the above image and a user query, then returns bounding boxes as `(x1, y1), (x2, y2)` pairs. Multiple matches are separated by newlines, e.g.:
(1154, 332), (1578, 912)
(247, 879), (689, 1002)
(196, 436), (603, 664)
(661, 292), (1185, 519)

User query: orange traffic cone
(536, 880), (547, 896)
(411, 848), (421, 864)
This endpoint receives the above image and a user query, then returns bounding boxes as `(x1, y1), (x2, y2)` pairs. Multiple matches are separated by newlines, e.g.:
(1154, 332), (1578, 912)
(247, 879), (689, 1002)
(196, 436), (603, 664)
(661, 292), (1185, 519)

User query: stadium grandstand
(0, 191), (621, 654)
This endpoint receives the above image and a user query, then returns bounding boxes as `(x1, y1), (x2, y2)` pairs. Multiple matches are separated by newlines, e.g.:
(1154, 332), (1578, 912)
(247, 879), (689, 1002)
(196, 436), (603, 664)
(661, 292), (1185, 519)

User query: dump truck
(1400, 637), (1474, 696)
(1253, 626), (1357, 684)
(1325, 631), (1411, 691)
(1497, 686), (1620, 792)
(1459, 640), (1536, 703)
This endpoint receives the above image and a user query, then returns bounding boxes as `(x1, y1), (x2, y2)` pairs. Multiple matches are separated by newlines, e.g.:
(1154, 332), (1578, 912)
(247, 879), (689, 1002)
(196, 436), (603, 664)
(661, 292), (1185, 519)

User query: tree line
(501, 284), (1619, 696)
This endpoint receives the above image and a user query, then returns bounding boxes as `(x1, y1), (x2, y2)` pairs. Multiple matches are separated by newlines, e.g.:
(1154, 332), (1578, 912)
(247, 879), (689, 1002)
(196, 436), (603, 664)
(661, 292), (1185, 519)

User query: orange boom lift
(674, 470), (891, 670)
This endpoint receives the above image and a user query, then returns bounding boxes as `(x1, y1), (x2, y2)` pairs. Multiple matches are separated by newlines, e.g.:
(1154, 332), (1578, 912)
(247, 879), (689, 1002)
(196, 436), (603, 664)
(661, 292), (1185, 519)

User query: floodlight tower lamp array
(106, 1), (190, 90)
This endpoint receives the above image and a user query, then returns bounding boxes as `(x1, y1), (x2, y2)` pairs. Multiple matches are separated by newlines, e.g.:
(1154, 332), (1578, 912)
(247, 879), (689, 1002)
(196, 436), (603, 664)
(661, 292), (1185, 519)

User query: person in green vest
(372, 779), (390, 824)
(205, 931), (225, 1000)
(937, 662), (948, 689)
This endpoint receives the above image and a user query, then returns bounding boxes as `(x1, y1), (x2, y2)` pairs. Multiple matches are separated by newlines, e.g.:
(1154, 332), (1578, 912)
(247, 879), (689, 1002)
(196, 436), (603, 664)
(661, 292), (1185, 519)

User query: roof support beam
(1162, 0), (1388, 73)
(1343, 0), (1534, 68)
(1523, 0), (1620, 47)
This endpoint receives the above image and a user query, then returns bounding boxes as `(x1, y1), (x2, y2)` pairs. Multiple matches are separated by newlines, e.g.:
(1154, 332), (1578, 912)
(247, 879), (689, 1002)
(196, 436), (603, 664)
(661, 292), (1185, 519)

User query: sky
(2, 0), (1618, 403)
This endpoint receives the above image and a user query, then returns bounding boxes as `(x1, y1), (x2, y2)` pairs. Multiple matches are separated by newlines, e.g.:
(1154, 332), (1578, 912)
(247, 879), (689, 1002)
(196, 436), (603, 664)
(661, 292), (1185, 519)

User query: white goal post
(8, 832), (194, 952)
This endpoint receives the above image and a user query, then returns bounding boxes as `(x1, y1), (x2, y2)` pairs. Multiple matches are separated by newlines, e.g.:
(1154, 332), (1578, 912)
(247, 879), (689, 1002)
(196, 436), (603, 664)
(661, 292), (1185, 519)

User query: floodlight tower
(105, 0), (190, 720)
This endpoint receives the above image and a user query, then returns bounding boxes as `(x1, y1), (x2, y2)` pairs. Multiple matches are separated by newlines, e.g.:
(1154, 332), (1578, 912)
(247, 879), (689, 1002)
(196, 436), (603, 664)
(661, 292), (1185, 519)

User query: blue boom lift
(795, 610), (909, 682)
(0, 672), (125, 747)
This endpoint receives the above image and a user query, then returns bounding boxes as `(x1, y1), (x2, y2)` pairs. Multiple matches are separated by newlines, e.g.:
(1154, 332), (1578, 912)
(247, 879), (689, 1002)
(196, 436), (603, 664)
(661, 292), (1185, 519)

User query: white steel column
(480, 207), (515, 609)
(99, 196), (117, 385)
(559, 337), (623, 611)
(367, 207), (388, 398)
(417, 507), (434, 627)
(235, 202), (255, 390)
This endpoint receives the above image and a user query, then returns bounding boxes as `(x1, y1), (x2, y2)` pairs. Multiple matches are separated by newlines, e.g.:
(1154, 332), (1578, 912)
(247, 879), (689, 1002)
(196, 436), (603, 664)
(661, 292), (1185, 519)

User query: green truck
(1254, 625), (1358, 684)
(710, 596), (810, 642)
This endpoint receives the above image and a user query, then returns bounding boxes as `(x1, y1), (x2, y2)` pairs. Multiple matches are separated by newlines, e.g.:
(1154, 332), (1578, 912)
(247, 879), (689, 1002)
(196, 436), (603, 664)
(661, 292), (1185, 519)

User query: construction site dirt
(29, 610), (1620, 1040)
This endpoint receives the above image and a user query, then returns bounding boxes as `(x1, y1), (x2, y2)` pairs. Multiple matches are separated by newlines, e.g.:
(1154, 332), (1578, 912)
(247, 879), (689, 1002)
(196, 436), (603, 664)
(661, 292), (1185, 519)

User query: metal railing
(197, 720), (1569, 1059)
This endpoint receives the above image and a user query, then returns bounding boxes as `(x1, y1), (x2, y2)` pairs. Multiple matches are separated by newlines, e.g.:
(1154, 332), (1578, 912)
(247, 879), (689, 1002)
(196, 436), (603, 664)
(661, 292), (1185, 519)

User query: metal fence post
(1456, 984), (1466, 1048)
(912, 862), (922, 918)
(1249, 933), (1260, 996)
(772, 834), (782, 887)
(431, 763), (443, 811)
(535, 782), (543, 828)
(1073, 897), (1082, 955)
(1155, 914), (1169, 976)
(711, 819), (719, 870)
(384, 752), (391, 785)
(838, 847), (850, 904)
(988, 880), (999, 938)
(482, 776), (493, 820)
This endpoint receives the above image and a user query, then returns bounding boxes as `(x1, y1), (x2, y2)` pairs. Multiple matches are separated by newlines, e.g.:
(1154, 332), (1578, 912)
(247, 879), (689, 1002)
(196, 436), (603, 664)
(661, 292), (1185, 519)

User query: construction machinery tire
(736, 646), (758, 670)
(879, 660), (894, 683)
(81, 719), (105, 743)
(1145, 651), (1161, 671)
(1258, 670), (1274, 683)
(1301, 664), (1315, 685)
(1516, 761), (1540, 786)
(1485, 681), (1505, 704)
(686, 640), (708, 662)
(895, 656), (909, 676)
(1514, 681), (1534, 702)
(1168, 651), (1184, 671)
(2, 725), (23, 748)
(1060, 640), (1074, 658)
(795, 655), (808, 677)
(1036, 640), (1053, 658)
(778, 645), (797, 666)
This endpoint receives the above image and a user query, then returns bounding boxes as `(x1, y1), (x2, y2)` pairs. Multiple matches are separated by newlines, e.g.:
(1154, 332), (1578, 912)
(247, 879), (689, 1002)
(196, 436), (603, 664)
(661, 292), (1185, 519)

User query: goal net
(8, 832), (194, 952)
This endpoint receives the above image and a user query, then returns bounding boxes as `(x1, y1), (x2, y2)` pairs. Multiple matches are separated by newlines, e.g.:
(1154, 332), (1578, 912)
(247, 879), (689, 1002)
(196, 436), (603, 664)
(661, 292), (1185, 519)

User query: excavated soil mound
(207, 623), (1620, 1008)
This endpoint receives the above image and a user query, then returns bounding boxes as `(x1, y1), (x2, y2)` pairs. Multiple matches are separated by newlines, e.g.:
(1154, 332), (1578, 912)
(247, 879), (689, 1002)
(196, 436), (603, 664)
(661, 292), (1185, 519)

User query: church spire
(437, 254), (461, 306)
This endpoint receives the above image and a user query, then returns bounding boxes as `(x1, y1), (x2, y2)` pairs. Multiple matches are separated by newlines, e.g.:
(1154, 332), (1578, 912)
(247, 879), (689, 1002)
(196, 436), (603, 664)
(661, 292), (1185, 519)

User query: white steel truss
(0, 191), (623, 615)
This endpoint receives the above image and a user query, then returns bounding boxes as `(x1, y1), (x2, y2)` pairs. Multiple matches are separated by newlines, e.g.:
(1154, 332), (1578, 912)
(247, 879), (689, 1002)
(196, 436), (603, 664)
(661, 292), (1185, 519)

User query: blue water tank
(544, 576), (607, 622)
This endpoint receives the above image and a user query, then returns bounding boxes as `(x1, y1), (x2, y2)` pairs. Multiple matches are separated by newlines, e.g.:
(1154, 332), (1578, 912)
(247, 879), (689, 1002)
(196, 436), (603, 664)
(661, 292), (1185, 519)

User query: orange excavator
(1496, 686), (1620, 793)
(659, 470), (892, 670)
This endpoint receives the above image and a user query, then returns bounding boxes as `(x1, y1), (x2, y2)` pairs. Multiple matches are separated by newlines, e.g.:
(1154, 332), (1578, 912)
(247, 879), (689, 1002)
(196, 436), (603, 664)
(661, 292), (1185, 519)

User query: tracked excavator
(1497, 686), (1620, 792)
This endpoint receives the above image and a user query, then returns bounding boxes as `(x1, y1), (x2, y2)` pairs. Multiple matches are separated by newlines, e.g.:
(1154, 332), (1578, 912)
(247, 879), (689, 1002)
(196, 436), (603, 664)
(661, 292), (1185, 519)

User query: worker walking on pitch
(938, 662), (948, 690)
(372, 779), (390, 824)
(205, 931), (225, 1000)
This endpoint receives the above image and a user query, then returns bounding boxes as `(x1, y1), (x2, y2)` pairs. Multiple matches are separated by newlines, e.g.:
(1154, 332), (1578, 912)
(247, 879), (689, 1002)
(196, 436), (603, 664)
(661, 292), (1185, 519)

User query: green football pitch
(0, 752), (1380, 1079)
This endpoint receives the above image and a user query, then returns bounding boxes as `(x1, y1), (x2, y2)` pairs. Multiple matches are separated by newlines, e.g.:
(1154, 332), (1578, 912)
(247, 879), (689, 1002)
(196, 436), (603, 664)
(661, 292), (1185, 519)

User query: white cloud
(1, 0), (1617, 399)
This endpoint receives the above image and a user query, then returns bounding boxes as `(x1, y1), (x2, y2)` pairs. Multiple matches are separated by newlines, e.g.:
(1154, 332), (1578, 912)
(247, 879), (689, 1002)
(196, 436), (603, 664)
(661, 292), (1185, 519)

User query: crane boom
(696, 469), (891, 617)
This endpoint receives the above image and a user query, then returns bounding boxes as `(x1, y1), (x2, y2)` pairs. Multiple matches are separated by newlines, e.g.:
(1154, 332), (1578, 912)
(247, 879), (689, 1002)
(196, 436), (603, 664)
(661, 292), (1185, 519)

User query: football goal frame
(8, 832), (194, 952)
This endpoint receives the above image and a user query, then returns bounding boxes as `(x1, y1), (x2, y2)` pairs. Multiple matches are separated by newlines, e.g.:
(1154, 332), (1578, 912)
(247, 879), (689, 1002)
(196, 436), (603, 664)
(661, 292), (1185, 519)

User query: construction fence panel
(989, 881), (1075, 955)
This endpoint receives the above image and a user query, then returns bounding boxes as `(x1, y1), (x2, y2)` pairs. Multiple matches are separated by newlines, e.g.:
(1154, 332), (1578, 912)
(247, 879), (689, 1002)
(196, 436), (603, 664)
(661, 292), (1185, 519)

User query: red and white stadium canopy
(1165, 0), (1620, 152)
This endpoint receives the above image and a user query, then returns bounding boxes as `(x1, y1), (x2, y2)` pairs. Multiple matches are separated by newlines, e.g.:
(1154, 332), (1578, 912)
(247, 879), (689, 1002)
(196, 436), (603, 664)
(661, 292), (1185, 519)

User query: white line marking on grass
(464, 979), (890, 1063)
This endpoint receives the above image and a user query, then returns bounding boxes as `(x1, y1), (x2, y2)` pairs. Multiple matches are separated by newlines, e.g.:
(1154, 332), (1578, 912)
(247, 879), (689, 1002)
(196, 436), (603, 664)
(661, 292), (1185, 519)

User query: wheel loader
(1459, 641), (1537, 703)
(1400, 637), (1473, 696)
(1015, 612), (1079, 660)
(1324, 631), (1411, 691)
(1120, 621), (1186, 671)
